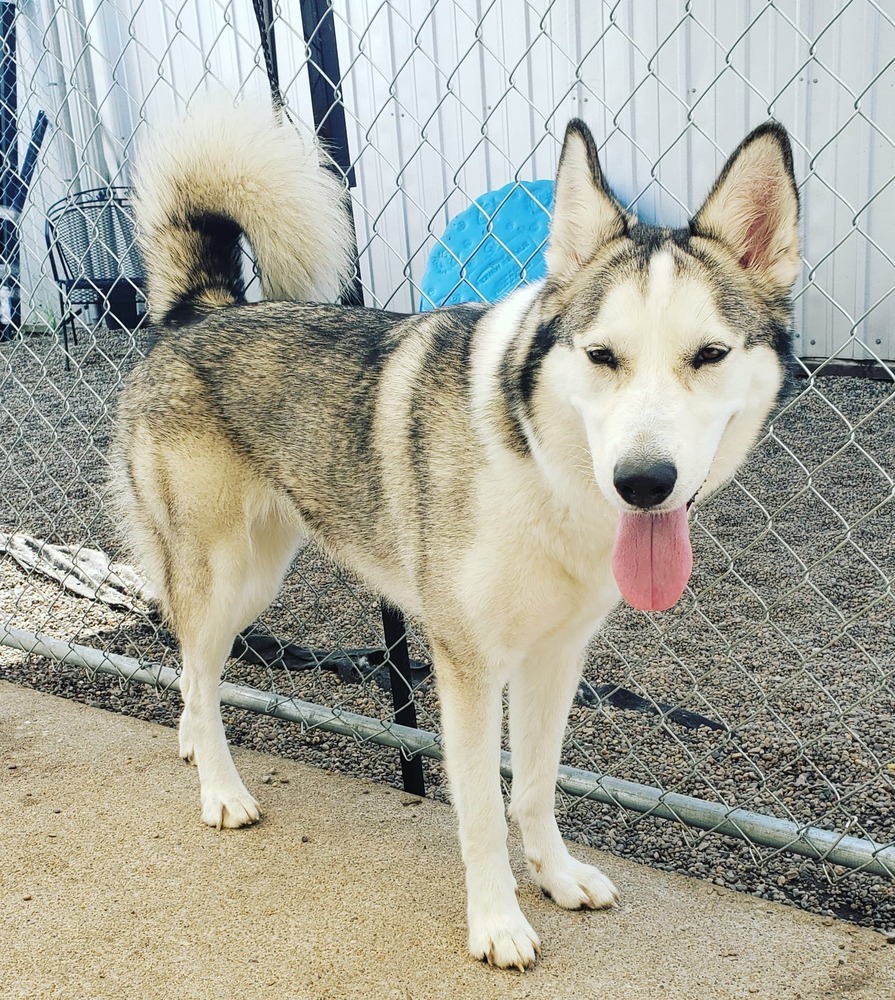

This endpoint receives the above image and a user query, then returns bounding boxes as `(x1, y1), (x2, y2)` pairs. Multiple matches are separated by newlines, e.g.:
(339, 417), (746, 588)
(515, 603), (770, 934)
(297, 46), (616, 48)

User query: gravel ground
(1, 326), (894, 932)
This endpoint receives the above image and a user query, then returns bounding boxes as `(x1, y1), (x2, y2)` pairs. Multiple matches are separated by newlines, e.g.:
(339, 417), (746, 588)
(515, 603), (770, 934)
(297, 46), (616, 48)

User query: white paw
(199, 782), (261, 830)
(531, 854), (619, 910)
(468, 904), (541, 971)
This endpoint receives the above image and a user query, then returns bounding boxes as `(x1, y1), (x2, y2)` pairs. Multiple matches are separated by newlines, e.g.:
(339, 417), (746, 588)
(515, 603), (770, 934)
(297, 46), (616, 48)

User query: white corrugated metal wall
(13, 0), (895, 362)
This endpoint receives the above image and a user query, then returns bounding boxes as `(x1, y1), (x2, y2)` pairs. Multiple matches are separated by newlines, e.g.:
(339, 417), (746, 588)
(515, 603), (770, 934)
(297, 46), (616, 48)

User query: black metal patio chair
(45, 187), (146, 367)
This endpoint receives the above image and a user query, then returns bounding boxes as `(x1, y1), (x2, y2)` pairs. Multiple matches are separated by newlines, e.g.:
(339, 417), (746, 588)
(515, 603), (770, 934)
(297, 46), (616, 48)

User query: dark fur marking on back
(151, 304), (412, 563)
(427, 305), (486, 370)
(407, 305), (484, 579)
(163, 294), (239, 328)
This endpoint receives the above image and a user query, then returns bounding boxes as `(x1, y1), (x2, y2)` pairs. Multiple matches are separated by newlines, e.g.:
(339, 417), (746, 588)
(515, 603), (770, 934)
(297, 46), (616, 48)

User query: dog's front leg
(433, 642), (540, 971)
(508, 641), (618, 910)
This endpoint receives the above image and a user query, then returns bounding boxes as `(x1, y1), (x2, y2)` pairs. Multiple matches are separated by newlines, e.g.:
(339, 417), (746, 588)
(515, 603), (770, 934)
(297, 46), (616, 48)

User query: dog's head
(536, 119), (800, 612)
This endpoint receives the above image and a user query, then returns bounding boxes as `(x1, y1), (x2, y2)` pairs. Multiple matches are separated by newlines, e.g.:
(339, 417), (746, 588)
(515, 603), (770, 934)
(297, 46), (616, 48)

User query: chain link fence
(1, 0), (894, 928)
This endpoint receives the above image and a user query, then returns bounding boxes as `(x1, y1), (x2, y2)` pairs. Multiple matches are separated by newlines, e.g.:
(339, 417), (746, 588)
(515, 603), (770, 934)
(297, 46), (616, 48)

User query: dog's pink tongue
(611, 506), (693, 612)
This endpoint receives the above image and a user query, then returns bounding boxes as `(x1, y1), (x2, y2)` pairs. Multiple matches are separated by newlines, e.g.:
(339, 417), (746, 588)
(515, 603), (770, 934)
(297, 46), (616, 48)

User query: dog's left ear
(692, 122), (800, 293)
(546, 120), (628, 284)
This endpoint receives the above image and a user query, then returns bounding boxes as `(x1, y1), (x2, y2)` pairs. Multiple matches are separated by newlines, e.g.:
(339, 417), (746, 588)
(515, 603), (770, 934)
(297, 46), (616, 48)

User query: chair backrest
(46, 188), (144, 288)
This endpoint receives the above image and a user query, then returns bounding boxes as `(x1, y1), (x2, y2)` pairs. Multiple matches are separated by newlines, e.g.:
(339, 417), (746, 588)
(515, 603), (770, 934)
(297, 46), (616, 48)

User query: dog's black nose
(613, 460), (677, 509)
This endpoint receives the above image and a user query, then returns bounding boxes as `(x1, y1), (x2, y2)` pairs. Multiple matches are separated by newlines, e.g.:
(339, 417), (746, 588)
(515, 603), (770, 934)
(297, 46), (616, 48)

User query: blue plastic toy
(419, 179), (554, 311)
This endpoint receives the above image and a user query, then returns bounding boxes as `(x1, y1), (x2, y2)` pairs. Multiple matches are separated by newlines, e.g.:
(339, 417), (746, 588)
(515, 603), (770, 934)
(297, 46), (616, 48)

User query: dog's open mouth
(611, 499), (696, 612)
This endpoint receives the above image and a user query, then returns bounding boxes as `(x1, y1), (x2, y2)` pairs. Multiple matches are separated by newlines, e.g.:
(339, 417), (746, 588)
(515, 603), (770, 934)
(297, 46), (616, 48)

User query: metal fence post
(0, 0), (18, 339)
(381, 601), (426, 796)
(294, 1), (423, 794)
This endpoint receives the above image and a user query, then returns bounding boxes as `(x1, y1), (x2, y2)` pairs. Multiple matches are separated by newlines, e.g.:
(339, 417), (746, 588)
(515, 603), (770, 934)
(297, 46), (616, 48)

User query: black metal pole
(15, 110), (48, 213)
(299, 0), (364, 308)
(298, 0), (355, 186)
(254, 0), (281, 95)
(286, 2), (424, 793)
(0, 0), (18, 340)
(381, 601), (426, 796)
(298, 2), (423, 791)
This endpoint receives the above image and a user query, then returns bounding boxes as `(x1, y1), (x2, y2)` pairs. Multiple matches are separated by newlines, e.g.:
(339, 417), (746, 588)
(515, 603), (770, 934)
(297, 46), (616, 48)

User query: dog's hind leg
(171, 501), (302, 830)
(508, 640), (619, 910)
(433, 641), (541, 971)
(126, 432), (302, 829)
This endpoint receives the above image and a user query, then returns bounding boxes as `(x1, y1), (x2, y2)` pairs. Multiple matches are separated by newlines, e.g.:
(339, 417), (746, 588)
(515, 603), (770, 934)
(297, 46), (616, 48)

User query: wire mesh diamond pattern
(0, 0), (893, 929)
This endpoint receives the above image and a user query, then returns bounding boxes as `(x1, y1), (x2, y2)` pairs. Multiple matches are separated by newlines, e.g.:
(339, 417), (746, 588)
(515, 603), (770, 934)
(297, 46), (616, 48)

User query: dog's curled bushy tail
(133, 100), (355, 325)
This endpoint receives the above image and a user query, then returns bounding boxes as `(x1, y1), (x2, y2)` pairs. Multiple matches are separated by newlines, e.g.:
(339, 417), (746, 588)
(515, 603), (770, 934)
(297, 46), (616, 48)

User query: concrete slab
(1, 682), (891, 999)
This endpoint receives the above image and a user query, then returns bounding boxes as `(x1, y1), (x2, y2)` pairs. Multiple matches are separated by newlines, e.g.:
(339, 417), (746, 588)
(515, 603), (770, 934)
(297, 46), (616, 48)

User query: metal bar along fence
(4, 624), (894, 881)
(0, 0), (893, 928)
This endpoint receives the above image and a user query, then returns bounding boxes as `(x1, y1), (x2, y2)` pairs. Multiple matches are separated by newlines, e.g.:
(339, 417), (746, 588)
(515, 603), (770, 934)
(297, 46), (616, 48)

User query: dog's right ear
(546, 120), (628, 284)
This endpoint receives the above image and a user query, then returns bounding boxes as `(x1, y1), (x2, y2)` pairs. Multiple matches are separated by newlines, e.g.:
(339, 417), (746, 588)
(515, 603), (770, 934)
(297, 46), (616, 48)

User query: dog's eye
(693, 345), (729, 368)
(587, 347), (618, 369)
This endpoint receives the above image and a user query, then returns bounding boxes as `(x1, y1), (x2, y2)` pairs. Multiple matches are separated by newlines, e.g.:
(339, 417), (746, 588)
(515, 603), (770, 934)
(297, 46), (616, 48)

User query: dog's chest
(460, 474), (620, 646)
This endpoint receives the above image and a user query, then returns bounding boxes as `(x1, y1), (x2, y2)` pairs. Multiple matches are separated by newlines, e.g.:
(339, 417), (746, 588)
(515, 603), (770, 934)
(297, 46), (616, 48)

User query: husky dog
(112, 101), (799, 969)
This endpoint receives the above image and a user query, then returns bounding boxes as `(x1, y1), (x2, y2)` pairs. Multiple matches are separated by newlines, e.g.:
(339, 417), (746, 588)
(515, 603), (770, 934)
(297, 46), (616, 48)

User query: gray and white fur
(111, 99), (800, 970)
